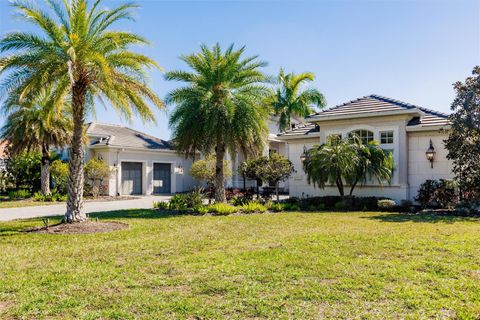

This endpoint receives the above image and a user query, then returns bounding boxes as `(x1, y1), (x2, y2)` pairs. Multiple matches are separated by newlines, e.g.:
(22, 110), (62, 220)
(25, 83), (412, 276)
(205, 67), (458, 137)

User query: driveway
(0, 196), (171, 222)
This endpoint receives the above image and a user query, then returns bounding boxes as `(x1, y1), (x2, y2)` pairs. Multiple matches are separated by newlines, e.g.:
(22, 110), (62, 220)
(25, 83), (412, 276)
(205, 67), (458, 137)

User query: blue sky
(0, 0), (479, 140)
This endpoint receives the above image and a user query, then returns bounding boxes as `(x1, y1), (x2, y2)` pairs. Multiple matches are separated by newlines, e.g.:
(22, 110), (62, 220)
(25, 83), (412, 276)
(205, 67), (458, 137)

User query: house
(277, 94), (453, 202)
(79, 123), (197, 196)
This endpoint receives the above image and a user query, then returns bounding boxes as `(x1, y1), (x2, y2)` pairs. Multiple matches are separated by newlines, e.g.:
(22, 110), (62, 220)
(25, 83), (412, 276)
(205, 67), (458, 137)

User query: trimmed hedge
(283, 196), (392, 211)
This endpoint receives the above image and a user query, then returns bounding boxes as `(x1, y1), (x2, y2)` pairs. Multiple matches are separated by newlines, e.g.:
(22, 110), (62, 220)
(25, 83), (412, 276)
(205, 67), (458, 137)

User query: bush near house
(50, 160), (69, 195)
(285, 196), (392, 212)
(84, 159), (112, 198)
(415, 179), (457, 209)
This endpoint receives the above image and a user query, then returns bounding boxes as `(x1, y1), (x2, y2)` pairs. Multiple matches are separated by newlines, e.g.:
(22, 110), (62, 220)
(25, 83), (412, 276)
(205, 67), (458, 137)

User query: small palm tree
(346, 140), (394, 196)
(1, 90), (71, 195)
(270, 69), (326, 132)
(303, 137), (358, 196)
(0, 0), (163, 222)
(166, 44), (270, 202)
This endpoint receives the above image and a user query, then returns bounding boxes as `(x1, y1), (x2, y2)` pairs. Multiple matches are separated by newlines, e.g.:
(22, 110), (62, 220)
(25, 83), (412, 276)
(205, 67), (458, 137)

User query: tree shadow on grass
(89, 209), (188, 220)
(364, 212), (480, 224)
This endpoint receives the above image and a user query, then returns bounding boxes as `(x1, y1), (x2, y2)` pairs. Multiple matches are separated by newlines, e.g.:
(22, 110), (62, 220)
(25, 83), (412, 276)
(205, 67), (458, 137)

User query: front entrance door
(153, 163), (171, 194)
(121, 162), (142, 195)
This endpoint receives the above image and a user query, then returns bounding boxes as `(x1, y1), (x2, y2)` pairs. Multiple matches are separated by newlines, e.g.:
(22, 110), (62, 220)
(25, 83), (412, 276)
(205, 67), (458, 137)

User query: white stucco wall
(407, 130), (454, 201)
(90, 148), (195, 196)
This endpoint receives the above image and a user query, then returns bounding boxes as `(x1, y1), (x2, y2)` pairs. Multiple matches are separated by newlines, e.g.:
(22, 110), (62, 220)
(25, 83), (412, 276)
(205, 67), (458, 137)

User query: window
(380, 131), (394, 144)
(348, 130), (374, 144)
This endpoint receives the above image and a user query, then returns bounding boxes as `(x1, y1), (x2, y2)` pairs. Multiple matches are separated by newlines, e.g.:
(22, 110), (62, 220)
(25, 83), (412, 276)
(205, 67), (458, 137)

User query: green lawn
(0, 210), (479, 319)
(0, 200), (63, 209)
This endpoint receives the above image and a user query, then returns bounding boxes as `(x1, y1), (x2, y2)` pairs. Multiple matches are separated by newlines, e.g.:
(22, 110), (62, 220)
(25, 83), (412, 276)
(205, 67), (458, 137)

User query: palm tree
(303, 137), (358, 196)
(346, 139), (394, 196)
(0, 0), (163, 222)
(166, 44), (270, 202)
(1, 90), (71, 195)
(270, 69), (326, 132)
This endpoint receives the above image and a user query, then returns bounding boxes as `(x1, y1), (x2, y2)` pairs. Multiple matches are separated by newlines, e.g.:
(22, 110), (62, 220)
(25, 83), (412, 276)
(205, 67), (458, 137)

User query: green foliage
(168, 189), (204, 211)
(166, 43), (269, 202)
(192, 205), (209, 215)
(8, 189), (31, 200)
(153, 201), (169, 210)
(269, 202), (286, 212)
(84, 159), (111, 198)
(190, 155), (232, 183)
(283, 203), (301, 211)
(334, 201), (346, 210)
(377, 199), (396, 210)
(33, 191), (66, 202)
(445, 66), (480, 200)
(303, 137), (394, 196)
(268, 69), (327, 132)
(207, 203), (238, 216)
(50, 160), (69, 194)
(415, 179), (457, 209)
(241, 201), (267, 213)
(5, 151), (42, 191)
(245, 156), (269, 192)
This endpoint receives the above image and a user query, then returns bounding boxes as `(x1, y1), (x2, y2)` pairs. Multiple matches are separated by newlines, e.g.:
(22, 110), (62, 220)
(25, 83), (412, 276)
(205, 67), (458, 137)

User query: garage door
(121, 162), (142, 195)
(153, 163), (171, 194)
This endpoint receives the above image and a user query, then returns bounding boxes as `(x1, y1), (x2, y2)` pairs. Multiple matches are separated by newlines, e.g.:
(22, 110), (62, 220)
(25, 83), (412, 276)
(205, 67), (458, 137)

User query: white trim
(307, 109), (423, 122)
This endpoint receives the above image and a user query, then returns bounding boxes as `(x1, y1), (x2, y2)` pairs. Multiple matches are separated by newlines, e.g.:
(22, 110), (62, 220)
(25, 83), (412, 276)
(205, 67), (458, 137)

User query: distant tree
(445, 66), (480, 200)
(167, 44), (269, 203)
(0, 90), (71, 195)
(84, 159), (111, 198)
(346, 139), (394, 196)
(0, 0), (163, 222)
(269, 69), (326, 132)
(190, 155), (232, 185)
(245, 156), (269, 197)
(262, 153), (295, 201)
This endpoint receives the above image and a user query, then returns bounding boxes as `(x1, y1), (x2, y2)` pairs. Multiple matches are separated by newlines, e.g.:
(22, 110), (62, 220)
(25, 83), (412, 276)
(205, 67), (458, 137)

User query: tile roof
(307, 94), (449, 126)
(276, 123), (320, 138)
(86, 123), (172, 150)
(278, 95), (450, 138)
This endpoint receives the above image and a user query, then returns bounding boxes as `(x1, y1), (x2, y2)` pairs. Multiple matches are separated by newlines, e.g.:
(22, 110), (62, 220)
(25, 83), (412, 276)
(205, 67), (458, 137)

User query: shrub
(416, 179), (457, 209)
(84, 159), (111, 198)
(8, 189), (31, 200)
(269, 202), (285, 212)
(284, 203), (300, 211)
(153, 201), (169, 210)
(377, 199), (396, 210)
(399, 199), (414, 212)
(207, 203), (238, 216)
(33, 191), (66, 202)
(168, 194), (189, 211)
(232, 195), (251, 206)
(167, 189), (204, 211)
(241, 202), (267, 213)
(193, 205), (209, 215)
(334, 201), (346, 210)
(50, 160), (69, 194)
(455, 200), (480, 215)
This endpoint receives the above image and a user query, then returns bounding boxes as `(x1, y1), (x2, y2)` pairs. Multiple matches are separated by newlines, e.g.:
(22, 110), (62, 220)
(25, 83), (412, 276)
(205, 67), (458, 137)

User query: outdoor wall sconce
(300, 146), (308, 162)
(425, 139), (436, 168)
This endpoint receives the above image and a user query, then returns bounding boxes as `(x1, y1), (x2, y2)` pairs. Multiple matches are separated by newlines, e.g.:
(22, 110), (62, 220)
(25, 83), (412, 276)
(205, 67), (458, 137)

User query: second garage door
(121, 162), (142, 195)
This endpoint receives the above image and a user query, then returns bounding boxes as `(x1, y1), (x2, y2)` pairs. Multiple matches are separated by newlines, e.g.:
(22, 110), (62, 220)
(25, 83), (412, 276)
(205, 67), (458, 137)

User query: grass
(0, 210), (479, 319)
(0, 199), (62, 209)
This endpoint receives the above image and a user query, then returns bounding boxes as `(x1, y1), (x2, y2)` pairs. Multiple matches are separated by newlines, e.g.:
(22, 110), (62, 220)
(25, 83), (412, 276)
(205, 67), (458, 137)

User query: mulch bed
(25, 221), (129, 234)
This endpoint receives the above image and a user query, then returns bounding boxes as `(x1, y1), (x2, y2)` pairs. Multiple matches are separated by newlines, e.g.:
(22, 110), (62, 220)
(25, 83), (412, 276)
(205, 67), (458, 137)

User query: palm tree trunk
(214, 143), (226, 203)
(65, 80), (87, 223)
(276, 181), (280, 202)
(349, 179), (358, 196)
(40, 144), (51, 195)
(336, 177), (344, 197)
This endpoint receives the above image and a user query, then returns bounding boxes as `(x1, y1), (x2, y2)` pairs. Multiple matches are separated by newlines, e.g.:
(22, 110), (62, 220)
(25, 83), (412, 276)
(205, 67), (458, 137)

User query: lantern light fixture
(425, 139), (436, 168)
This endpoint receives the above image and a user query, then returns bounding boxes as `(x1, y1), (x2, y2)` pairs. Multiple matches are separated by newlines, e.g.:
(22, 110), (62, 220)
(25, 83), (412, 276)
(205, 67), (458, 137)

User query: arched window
(348, 130), (374, 144)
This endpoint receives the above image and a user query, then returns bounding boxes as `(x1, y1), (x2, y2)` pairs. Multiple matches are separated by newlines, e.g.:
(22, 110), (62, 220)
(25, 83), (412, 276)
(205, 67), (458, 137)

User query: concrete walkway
(0, 196), (171, 222)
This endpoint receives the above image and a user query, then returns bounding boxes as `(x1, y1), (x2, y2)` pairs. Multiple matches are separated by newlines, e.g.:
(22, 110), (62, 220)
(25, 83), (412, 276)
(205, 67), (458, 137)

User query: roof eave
(276, 132), (321, 140)
(306, 109), (423, 122)
(406, 124), (451, 132)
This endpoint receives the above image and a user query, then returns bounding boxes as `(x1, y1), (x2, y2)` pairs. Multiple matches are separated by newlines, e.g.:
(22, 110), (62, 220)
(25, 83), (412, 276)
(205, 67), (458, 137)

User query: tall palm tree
(303, 137), (359, 196)
(346, 139), (394, 196)
(1, 90), (71, 195)
(0, 0), (163, 222)
(270, 69), (326, 132)
(166, 44), (270, 202)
